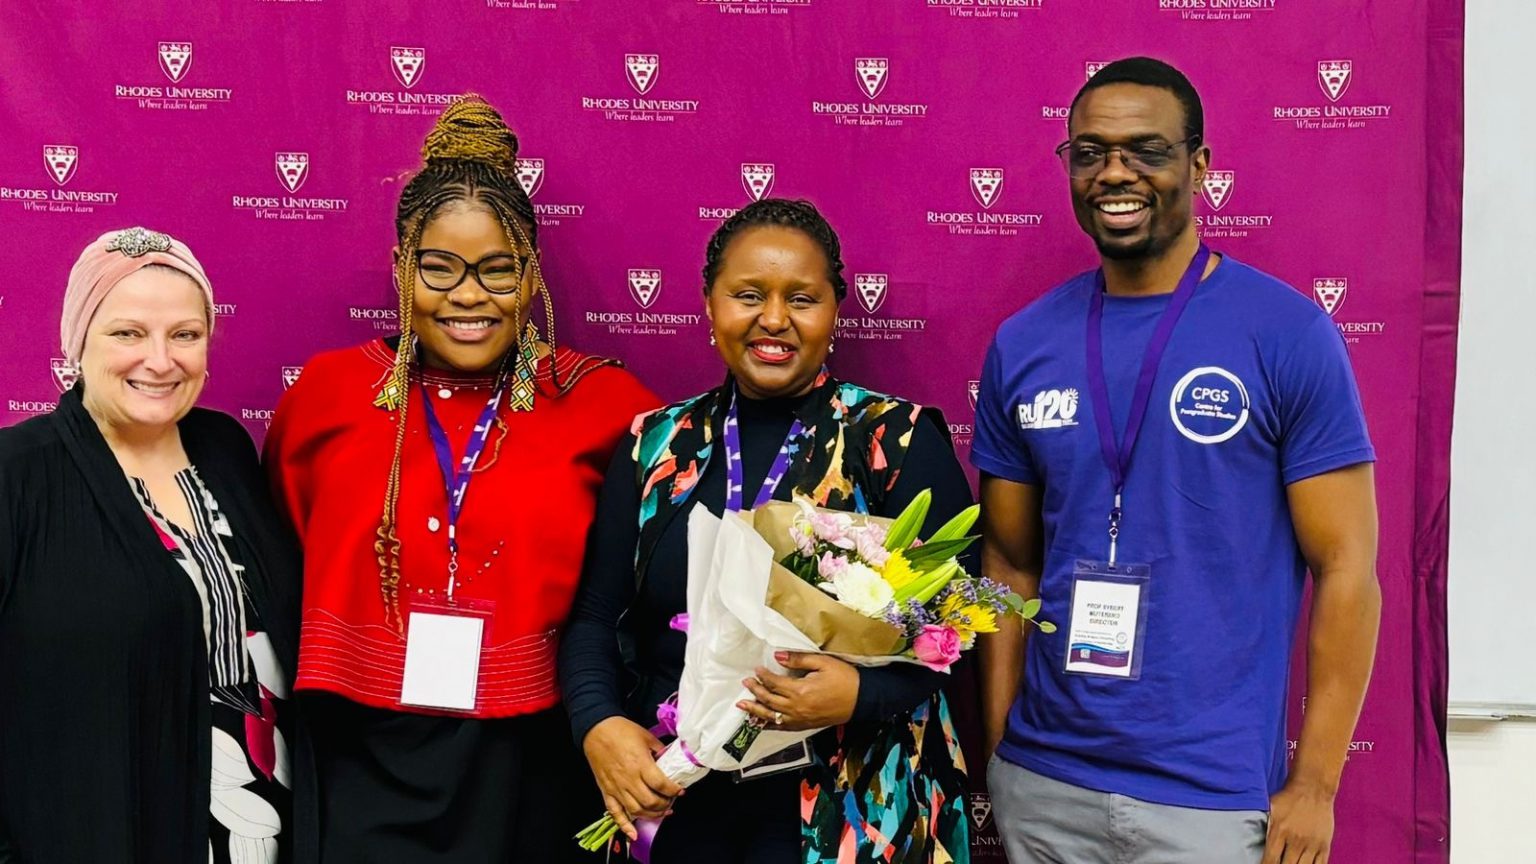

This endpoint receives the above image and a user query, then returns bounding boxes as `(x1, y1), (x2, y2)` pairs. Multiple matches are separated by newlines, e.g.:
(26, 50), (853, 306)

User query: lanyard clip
(1107, 491), (1123, 566)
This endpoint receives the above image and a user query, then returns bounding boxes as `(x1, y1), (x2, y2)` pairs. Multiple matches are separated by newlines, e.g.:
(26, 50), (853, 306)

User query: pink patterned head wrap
(59, 227), (215, 363)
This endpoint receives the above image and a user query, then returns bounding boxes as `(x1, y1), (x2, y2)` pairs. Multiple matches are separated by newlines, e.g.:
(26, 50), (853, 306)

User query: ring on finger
(773, 710), (784, 726)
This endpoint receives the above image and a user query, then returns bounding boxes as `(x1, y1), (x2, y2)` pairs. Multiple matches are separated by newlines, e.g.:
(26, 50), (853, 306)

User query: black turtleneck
(560, 391), (976, 748)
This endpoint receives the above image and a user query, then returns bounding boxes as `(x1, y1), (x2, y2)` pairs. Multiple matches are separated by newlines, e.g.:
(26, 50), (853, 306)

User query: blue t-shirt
(971, 256), (1374, 811)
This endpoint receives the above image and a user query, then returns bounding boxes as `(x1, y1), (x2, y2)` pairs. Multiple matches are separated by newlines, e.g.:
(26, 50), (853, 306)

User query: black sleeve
(0, 461), (14, 860)
(558, 431), (642, 747)
(851, 409), (977, 722)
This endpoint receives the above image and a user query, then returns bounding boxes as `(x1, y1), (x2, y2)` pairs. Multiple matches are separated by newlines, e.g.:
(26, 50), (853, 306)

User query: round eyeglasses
(415, 249), (529, 294)
(1054, 136), (1201, 179)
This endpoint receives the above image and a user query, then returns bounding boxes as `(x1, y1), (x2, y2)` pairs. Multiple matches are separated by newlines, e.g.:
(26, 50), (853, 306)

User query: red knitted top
(265, 339), (656, 718)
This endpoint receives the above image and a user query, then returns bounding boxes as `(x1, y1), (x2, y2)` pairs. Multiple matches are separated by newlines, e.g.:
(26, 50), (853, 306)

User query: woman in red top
(265, 97), (655, 862)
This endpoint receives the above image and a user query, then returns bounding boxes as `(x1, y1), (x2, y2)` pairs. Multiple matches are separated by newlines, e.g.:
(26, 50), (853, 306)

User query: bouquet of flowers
(576, 490), (1052, 857)
(776, 491), (1054, 668)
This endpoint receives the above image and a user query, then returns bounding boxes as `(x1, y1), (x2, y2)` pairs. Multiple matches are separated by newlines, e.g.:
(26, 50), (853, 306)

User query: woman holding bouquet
(265, 97), (655, 861)
(560, 198), (974, 862)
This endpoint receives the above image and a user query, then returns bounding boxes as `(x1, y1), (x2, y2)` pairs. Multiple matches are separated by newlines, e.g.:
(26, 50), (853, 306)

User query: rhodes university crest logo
(742, 163), (775, 201)
(627, 269), (661, 309)
(1085, 61), (1111, 80)
(275, 153), (309, 193)
(515, 158), (544, 198)
(967, 379), (981, 411)
(43, 145), (78, 186)
(854, 58), (889, 100)
(853, 273), (888, 314)
(391, 47), (426, 89)
(1201, 170), (1234, 211)
(281, 366), (304, 390)
(1318, 61), (1352, 102)
(51, 358), (79, 393)
(158, 42), (192, 82)
(1314, 278), (1348, 316)
(970, 168), (1003, 209)
(625, 54), (659, 95)
(969, 793), (993, 832)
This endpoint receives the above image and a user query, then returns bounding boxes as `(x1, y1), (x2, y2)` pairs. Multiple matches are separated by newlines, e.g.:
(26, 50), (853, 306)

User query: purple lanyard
(419, 375), (507, 598)
(1085, 244), (1210, 564)
(723, 390), (806, 512)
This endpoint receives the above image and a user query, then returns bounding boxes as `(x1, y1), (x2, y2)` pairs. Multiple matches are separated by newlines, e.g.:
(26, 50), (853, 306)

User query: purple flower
(669, 613), (690, 634)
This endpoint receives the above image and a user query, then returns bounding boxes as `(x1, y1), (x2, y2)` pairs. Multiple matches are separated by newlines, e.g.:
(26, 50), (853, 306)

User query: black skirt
(306, 694), (604, 863)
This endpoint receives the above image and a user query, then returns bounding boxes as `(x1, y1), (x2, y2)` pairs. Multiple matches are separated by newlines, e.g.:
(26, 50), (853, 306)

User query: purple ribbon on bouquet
(651, 695), (679, 739)
(627, 741), (702, 864)
(630, 613), (696, 861)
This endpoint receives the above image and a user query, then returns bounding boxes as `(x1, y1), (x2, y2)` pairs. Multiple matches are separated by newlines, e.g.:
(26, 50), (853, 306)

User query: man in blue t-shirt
(973, 57), (1381, 864)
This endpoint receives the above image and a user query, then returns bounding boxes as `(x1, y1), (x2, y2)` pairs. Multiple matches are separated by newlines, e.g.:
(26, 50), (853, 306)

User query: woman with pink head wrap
(0, 227), (312, 862)
(58, 225), (215, 367)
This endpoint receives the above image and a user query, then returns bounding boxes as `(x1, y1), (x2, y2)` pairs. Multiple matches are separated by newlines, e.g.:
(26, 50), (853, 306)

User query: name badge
(733, 742), (813, 783)
(399, 600), (494, 711)
(1064, 561), (1150, 680)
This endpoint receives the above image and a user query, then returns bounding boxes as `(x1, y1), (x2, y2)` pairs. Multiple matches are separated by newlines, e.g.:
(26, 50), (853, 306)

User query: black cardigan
(0, 387), (316, 863)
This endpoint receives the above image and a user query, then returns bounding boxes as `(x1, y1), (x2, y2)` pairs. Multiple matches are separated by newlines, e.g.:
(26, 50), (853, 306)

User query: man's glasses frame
(1054, 135), (1203, 179)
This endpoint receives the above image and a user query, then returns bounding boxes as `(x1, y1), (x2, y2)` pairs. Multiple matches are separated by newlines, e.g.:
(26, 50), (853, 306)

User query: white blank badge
(400, 611), (484, 711)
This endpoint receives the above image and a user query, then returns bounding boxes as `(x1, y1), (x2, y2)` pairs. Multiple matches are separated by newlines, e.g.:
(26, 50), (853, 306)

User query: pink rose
(912, 625), (962, 671)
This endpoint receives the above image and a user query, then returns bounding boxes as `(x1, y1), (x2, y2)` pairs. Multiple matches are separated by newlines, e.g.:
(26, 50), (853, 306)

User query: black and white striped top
(132, 466), (262, 716)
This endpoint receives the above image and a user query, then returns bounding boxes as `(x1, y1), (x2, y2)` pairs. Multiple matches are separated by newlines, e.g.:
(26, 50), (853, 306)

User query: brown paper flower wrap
(750, 502), (909, 657)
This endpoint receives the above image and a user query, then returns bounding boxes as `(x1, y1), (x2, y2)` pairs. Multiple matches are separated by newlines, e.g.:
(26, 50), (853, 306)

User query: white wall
(1447, 0), (1536, 860)
(1449, 719), (1536, 862)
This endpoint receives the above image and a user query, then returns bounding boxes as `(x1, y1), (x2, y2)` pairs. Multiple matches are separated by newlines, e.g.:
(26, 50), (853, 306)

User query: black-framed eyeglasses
(1054, 136), (1202, 179)
(415, 249), (529, 294)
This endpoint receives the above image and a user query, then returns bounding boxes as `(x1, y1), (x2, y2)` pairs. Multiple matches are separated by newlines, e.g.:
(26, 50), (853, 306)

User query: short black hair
(702, 198), (847, 301)
(1070, 57), (1204, 144)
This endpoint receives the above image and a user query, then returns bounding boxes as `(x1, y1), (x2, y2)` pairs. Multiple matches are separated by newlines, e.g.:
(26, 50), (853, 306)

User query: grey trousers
(986, 755), (1268, 864)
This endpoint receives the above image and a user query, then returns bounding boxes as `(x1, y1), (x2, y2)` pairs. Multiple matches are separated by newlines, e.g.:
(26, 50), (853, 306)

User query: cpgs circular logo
(1169, 366), (1250, 444)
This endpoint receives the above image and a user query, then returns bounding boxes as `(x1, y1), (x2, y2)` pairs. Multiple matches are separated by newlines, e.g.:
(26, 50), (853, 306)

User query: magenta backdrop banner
(0, 1), (1459, 860)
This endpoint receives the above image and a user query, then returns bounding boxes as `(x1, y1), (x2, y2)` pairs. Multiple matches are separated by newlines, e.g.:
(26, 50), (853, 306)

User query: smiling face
(79, 266), (210, 434)
(407, 203), (535, 372)
(706, 225), (838, 400)
(1067, 82), (1208, 262)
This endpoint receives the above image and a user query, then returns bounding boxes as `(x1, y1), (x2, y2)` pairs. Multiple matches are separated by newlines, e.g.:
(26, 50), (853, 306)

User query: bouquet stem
(575, 814), (620, 851)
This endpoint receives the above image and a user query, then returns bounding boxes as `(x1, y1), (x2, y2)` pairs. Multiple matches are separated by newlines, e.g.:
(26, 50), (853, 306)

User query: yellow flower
(936, 592), (965, 620)
(945, 603), (1000, 645)
(959, 603), (999, 634)
(880, 551), (922, 591)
